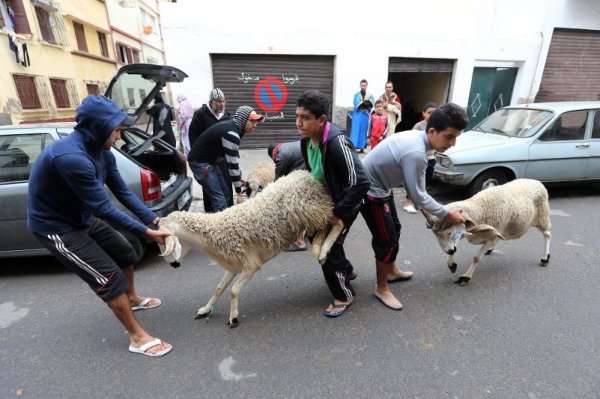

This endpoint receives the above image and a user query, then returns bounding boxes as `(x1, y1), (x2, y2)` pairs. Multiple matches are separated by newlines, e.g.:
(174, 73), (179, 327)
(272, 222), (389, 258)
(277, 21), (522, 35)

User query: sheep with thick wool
(425, 178), (551, 285)
(241, 161), (275, 198)
(158, 170), (343, 327)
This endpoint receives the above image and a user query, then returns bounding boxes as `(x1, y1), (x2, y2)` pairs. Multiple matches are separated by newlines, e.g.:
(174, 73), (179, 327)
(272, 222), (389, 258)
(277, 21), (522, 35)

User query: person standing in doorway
(380, 81), (402, 134)
(368, 99), (389, 150)
(349, 79), (374, 153)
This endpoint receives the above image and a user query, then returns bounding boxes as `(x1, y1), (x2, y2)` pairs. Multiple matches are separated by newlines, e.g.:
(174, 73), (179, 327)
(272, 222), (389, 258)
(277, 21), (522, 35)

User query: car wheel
(115, 228), (147, 264)
(468, 169), (508, 196)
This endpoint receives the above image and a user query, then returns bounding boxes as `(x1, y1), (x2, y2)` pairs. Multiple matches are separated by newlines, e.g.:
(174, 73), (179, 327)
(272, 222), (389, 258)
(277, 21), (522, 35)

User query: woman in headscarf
(177, 94), (194, 157)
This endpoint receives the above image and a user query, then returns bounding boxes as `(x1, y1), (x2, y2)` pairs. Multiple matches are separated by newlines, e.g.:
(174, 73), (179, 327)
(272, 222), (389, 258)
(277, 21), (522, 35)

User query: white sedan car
(434, 101), (600, 195)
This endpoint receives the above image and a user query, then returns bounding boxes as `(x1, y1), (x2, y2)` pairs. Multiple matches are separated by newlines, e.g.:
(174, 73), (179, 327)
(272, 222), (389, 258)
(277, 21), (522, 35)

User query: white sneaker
(403, 204), (417, 214)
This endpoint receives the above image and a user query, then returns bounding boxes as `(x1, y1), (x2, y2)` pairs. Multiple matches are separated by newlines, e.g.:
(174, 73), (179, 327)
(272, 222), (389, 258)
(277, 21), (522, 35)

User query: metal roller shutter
(536, 28), (600, 102)
(211, 54), (334, 148)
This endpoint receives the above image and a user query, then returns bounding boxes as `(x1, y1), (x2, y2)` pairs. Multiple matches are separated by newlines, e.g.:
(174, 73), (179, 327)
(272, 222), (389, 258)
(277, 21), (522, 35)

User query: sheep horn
(160, 235), (176, 257)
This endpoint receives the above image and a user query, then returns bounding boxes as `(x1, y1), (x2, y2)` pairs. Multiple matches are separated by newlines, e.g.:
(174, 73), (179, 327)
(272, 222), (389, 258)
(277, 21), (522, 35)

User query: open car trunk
(104, 63), (190, 194)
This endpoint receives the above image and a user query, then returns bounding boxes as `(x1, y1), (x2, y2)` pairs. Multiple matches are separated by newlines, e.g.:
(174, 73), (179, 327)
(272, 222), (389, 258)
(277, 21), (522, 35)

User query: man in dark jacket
(296, 90), (371, 318)
(187, 105), (264, 212)
(268, 140), (305, 181)
(188, 88), (232, 210)
(27, 95), (173, 357)
(145, 92), (176, 147)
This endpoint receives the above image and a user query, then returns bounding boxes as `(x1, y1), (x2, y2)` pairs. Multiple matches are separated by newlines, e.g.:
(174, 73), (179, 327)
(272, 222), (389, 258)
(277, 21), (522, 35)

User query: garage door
(211, 54), (334, 148)
(536, 28), (600, 102)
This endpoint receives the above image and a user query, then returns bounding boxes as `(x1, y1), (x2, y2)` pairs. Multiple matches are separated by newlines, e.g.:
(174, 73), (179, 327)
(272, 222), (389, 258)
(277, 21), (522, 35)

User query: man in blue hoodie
(28, 95), (173, 357)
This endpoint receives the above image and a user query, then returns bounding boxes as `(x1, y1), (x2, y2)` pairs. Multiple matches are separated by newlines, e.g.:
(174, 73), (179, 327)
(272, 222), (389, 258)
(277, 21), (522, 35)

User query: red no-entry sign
(254, 77), (288, 112)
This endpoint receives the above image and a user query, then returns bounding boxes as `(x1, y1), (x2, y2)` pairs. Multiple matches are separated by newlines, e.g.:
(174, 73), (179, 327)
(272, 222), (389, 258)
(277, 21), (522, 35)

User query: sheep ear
(467, 223), (507, 240)
(422, 210), (437, 229)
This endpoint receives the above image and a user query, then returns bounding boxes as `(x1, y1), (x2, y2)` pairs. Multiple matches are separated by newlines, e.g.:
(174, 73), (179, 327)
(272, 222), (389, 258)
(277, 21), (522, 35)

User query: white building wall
(160, 0), (600, 109)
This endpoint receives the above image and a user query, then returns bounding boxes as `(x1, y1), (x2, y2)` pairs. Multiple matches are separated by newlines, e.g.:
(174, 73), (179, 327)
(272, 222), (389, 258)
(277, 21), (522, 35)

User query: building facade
(159, 0), (600, 147)
(0, 0), (171, 125)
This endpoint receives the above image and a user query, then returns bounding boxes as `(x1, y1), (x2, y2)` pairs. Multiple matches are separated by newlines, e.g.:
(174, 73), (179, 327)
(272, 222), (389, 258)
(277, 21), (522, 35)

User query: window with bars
(32, 2), (69, 46)
(73, 22), (87, 52)
(49, 79), (70, 108)
(13, 74), (42, 110)
(86, 84), (100, 96)
(1, 0), (31, 34)
(97, 32), (109, 57)
(116, 43), (141, 64)
(35, 6), (55, 44)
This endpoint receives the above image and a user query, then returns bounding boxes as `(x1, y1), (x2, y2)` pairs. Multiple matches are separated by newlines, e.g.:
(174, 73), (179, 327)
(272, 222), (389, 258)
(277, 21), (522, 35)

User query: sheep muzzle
(159, 235), (182, 267)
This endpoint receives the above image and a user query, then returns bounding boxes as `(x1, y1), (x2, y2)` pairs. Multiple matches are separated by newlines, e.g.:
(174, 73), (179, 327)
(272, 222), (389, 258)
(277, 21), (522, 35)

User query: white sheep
(425, 178), (551, 285)
(158, 170), (344, 327)
(241, 161), (275, 198)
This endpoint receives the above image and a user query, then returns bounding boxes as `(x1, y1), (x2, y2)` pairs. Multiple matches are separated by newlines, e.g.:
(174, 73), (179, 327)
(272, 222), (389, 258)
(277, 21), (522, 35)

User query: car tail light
(140, 169), (162, 202)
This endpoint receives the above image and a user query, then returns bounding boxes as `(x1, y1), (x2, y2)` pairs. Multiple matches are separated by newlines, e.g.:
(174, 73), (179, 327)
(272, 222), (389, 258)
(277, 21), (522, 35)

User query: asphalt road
(1, 182), (599, 399)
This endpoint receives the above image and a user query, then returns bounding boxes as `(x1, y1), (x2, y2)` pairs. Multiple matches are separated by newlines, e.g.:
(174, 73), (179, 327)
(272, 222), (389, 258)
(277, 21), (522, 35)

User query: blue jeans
(189, 162), (229, 212)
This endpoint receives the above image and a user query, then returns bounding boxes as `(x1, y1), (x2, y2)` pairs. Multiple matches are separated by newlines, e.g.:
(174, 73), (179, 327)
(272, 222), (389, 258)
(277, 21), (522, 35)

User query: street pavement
(1, 156), (600, 398)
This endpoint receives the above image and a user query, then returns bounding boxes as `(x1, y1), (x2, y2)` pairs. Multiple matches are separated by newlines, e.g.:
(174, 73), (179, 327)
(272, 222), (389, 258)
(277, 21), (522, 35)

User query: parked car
(434, 101), (600, 195)
(0, 64), (192, 259)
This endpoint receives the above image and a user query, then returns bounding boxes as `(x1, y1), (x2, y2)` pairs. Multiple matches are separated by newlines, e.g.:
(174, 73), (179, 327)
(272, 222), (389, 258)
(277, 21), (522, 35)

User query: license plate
(177, 190), (191, 210)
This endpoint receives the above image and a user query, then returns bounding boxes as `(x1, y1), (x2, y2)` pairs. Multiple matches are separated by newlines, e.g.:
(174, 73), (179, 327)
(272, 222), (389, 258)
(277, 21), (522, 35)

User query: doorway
(387, 57), (454, 132)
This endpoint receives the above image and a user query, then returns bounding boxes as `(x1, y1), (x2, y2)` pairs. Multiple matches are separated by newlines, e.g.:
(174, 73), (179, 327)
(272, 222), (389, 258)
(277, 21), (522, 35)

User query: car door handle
(575, 144), (590, 148)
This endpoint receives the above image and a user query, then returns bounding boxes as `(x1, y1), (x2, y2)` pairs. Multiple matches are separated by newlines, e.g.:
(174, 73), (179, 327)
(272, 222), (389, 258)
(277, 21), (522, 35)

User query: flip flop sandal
(132, 297), (162, 311)
(323, 302), (351, 318)
(128, 338), (172, 357)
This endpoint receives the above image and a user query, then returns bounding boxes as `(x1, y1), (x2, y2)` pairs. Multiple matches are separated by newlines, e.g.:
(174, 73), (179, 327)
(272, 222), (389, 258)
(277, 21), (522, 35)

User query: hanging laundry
(8, 33), (19, 63)
(21, 43), (30, 66)
(6, 32), (31, 67)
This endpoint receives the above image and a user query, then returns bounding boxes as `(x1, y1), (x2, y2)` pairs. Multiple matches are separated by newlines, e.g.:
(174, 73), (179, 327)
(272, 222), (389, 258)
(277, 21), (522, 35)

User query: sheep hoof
(227, 318), (239, 328)
(194, 310), (211, 320)
(540, 255), (550, 266)
(485, 249), (493, 255)
(448, 263), (457, 273)
(455, 276), (470, 285)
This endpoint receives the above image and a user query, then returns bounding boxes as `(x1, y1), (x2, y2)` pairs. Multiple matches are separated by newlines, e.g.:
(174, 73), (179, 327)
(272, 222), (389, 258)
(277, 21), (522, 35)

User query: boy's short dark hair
(422, 102), (438, 112)
(360, 79), (368, 85)
(374, 99), (384, 106)
(296, 90), (330, 119)
(426, 103), (468, 132)
(267, 142), (277, 159)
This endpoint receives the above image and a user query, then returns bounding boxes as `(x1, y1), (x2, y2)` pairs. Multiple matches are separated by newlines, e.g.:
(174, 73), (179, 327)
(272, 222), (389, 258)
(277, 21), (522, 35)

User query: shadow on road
(0, 256), (67, 277)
